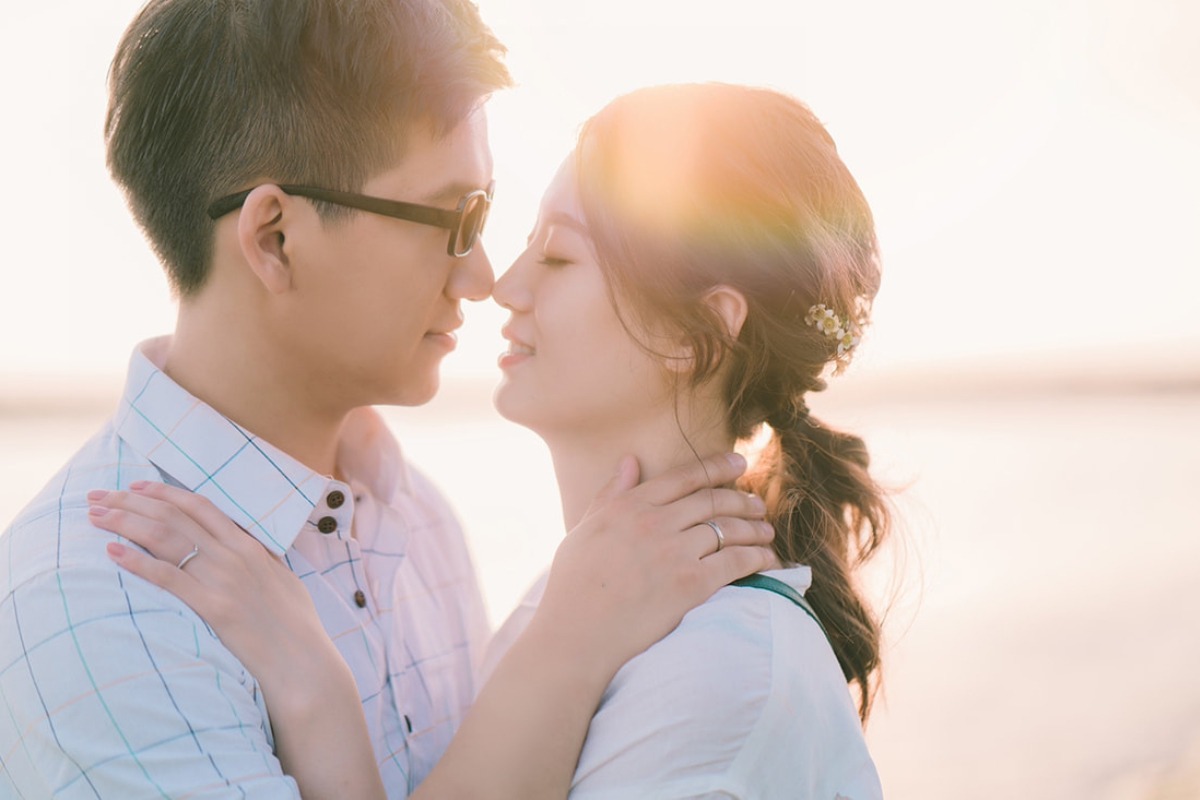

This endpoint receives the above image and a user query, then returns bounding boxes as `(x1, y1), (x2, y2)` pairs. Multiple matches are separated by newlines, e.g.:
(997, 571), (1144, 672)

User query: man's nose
(449, 243), (495, 301)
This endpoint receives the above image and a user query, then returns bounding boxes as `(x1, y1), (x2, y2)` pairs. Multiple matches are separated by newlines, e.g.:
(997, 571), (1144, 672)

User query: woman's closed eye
(537, 253), (573, 268)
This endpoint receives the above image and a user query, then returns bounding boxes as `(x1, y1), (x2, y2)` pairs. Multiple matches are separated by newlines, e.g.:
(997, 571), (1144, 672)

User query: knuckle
(140, 561), (175, 592)
(676, 563), (705, 595)
(229, 531), (261, 559)
(192, 492), (219, 515)
(206, 594), (237, 626)
(145, 520), (171, 548)
(640, 507), (668, 537)
(164, 503), (191, 527)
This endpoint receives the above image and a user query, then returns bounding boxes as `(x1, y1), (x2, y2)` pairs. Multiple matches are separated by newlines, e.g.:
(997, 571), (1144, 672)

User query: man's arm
(0, 560), (301, 799)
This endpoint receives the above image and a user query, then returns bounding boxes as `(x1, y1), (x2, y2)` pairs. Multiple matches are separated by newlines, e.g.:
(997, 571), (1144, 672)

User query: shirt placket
(331, 482), (422, 795)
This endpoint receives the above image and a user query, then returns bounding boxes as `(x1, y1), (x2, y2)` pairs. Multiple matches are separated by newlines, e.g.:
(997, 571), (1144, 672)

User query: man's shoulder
(395, 459), (466, 533)
(2, 418), (161, 596)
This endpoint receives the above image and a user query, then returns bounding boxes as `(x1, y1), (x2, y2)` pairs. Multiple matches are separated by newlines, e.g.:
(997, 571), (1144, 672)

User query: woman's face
(492, 158), (674, 437)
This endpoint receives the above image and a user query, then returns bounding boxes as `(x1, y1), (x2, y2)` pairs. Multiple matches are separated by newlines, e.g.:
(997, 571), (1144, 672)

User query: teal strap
(731, 574), (831, 643)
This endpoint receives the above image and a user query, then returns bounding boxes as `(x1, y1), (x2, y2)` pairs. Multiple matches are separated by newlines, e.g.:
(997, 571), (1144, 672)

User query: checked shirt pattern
(0, 337), (489, 799)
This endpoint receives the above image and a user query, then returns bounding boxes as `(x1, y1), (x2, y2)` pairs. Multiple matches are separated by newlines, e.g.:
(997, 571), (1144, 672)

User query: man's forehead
(393, 108), (493, 202)
(372, 107), (489, 201)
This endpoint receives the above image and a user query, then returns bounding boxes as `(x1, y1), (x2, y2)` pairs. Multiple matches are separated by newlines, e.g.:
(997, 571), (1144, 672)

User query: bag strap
(731, 573), (831, 643)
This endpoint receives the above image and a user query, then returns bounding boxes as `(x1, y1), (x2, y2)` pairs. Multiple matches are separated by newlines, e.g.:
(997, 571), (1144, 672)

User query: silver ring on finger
(704, 520), (725, 553)
(176, 545), (200, 571)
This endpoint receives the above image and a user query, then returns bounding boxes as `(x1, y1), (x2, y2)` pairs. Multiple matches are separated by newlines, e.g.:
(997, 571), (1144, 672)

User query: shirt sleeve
(0, 563), (301, 799)
(566, 585), (883, 800)
(566, 592), (776, 800)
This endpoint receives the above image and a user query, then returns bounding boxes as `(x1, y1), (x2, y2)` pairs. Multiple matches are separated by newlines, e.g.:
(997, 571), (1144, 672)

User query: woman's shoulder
(572, 566), (881, 799)
(621, 566), (841, 703)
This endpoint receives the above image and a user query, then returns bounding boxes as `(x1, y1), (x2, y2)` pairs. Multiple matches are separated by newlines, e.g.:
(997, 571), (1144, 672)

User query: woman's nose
(492, 251), (534, 312)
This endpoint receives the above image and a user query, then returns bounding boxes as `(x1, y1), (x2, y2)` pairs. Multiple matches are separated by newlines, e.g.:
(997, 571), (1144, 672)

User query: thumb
(593, 455), (640, 503)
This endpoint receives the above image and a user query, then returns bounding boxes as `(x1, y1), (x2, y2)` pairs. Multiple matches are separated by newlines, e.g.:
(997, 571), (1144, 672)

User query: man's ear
(702, 284), (749, 340)
(236, 185), (294, 295)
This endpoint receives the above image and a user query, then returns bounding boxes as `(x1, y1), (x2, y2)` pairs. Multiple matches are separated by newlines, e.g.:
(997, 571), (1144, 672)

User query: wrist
(256, 643), (358, 724)
(517, 607), (622, 699)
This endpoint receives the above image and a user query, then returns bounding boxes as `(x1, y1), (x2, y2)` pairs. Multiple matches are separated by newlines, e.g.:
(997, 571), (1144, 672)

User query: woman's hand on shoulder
(532, 453), (778, 683)
(86, 481), (341, 697)
(86, 481), (386, 799)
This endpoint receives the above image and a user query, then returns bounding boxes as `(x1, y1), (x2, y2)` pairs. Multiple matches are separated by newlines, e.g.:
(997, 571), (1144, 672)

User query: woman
(89, 83), (890, 798)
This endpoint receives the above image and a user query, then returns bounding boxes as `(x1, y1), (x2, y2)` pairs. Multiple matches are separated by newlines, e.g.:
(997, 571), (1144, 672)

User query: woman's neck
(545, 396), (736, 532)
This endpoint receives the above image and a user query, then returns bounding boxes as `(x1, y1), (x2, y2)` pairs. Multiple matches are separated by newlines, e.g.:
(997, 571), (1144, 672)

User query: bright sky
(1, 0), (1197, 383)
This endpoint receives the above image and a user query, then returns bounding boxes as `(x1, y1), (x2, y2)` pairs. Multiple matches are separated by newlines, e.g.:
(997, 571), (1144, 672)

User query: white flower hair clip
(805, 303), (861, 357)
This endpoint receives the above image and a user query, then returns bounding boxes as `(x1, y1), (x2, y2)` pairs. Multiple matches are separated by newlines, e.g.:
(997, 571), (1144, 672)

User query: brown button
(354, 590), (367, 608)
(327, 490), (345, 509)
(317, 516), (338, 534)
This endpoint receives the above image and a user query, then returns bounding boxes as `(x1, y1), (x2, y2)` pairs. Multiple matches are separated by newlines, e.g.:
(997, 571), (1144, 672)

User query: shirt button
(354, 590), (367, 608)
(317, 516), (338, 534)
(327, 490), (345, 509)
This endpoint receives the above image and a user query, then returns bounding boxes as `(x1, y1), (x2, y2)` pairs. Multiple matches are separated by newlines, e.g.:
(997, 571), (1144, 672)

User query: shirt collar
(115, 337), (410, 554)
(763, 565), (813, 594)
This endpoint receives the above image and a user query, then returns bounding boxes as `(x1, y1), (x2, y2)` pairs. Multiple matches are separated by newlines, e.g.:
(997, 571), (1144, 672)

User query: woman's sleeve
(566, 590), (773, 799)
(566, 587), (883, 800)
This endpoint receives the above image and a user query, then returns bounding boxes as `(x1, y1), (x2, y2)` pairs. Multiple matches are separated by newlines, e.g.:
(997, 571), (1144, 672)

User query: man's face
(281, 108), (495, 408)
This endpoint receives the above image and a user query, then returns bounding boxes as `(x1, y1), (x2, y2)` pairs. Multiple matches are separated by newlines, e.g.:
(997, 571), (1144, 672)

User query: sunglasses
(206, 180), (495, 257)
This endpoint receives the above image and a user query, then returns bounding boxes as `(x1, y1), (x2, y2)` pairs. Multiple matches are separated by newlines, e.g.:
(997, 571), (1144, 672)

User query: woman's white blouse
(483, 566), (883, 799)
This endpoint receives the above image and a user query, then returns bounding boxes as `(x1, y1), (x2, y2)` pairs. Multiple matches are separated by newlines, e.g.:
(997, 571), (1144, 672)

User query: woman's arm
(90, 453), (774, 800)
(419, 455), (776, 799)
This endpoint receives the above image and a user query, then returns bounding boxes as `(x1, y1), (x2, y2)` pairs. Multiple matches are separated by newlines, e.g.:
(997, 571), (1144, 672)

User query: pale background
(2, 1), (1199, 798)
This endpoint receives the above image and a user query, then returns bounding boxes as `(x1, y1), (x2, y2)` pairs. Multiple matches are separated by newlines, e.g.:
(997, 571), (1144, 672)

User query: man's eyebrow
(421, 180), (489, 206)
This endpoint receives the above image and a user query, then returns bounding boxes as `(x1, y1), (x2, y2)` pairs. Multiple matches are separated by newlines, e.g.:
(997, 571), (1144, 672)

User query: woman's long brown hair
(575, 83), (891, 720)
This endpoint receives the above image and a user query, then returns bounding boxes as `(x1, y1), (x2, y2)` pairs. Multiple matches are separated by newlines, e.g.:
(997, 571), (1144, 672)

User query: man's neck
(164, 306), (348, 479)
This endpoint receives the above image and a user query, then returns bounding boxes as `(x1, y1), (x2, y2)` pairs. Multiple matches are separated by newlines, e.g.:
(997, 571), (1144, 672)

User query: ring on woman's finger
(704, 520), (725, 553)
(176, 545), (200, 571)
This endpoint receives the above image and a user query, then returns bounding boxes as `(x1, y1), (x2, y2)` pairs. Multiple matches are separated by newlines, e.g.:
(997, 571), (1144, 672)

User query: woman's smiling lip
(499, 325), (535, 368)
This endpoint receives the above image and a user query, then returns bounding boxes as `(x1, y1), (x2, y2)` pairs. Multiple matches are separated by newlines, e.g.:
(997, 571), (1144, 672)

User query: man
(0, 0), (770, 797)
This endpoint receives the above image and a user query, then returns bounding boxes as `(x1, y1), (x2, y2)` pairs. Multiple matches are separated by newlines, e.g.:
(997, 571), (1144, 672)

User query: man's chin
(380, 372), (441, 408)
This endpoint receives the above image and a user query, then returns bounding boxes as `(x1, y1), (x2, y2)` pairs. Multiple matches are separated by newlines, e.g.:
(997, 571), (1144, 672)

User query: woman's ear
(702, 284), (749, 340)
(659, 285), (749, 375)
(236, 185), (294, 295)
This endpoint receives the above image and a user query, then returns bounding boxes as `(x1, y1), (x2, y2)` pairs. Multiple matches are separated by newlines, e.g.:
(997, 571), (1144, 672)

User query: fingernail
(749, 494), (766, 513)
(106, 542), (127, 558)
(86, 489), (108, 501)
(759, 520), (775, 535)
(129, 480), (149, 491)
(726, 453), (747, 470)
(88, 506), (108, 517)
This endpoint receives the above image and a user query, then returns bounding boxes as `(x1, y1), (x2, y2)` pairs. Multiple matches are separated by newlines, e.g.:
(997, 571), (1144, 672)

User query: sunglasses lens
(455, 192), (489, 256)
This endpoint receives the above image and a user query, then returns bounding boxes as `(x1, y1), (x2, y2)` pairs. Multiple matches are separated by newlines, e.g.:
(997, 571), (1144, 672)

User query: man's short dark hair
(105, 0), (512, 296)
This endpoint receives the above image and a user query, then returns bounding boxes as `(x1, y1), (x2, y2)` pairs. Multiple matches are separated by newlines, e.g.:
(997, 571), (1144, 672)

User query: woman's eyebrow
(543, 211), (589, 236)
(527, 211), (589, 246)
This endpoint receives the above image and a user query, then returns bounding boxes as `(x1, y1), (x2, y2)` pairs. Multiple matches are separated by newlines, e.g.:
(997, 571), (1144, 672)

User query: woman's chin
(491, 379), (536, 427)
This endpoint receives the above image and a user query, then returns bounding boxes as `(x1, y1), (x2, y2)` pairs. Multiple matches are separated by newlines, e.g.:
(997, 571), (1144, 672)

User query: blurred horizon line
(2, 344), (1197, 420)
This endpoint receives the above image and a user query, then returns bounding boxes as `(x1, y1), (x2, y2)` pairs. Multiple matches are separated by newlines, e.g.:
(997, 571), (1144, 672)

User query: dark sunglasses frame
(205, 180), (496, 257)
